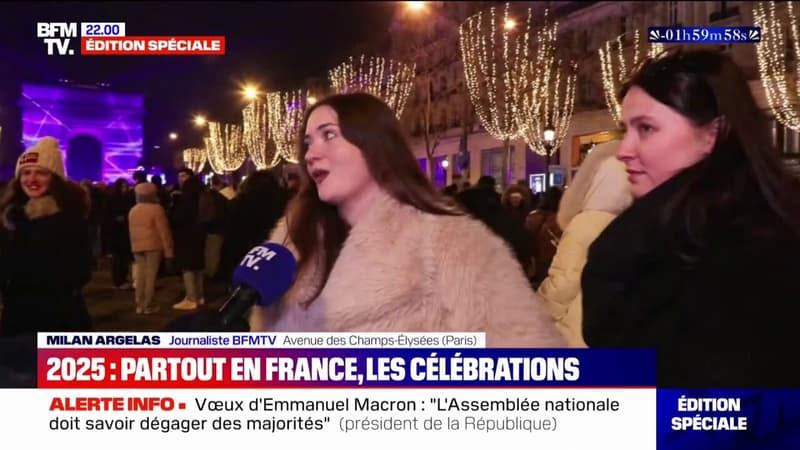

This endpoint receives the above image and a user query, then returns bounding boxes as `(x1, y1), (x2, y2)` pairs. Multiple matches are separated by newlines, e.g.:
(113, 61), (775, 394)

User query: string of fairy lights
(459, 2), (536, 143)
(515, 14), (576, 157)
(598, 29), (664, 125)
(182, 147), (206, 173)
(266, 90), (309, 164)
(329, 55), (416, 119)
(206, 122), (246, 174)
(754, 1), (800, 131)
(242, 99), (278, 170)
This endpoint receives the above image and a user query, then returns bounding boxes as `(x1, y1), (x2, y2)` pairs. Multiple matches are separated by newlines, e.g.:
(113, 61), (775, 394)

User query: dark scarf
(582, 162), (794, 347)
(580, 169), (695, 347)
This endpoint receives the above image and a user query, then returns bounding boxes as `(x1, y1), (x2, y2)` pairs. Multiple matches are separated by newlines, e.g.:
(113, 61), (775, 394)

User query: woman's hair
(287, 92), (459, 286)
(112, 178), (129, 194)
(501, 184), (532, 211)
(239, 170), (283, 197)
(0, 175), (89, 230)
(181, 173), (205, 198)
(620, 48), (800, 251)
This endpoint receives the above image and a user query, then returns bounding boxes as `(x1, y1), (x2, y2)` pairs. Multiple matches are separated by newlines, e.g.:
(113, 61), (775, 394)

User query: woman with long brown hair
(582, 49), (800, 386)
(251, 93), (563, 347)
(0, 137), (93, 336)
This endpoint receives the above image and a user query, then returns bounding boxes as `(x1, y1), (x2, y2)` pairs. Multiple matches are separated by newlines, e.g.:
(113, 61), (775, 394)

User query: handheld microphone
(163, 242), (297, 331)
(218, 243), (297, 327)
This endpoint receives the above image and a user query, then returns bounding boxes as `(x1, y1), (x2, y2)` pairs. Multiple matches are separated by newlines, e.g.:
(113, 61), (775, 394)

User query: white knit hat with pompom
(16, 136), (66, 179)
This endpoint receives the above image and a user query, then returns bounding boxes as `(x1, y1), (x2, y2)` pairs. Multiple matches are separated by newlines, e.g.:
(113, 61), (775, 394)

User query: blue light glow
(19, 83), (144, 183)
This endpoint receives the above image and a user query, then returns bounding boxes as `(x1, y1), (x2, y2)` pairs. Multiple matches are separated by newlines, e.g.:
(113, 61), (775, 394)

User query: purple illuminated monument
(19, 83), (143, 183)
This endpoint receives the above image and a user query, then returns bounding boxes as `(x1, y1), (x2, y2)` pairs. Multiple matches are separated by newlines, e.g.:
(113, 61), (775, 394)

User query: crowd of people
(1, 49), (800, 387)
(0, 145), (293, 335)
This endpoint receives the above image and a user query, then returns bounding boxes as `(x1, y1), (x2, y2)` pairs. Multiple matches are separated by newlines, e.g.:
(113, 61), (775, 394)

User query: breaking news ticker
(0, 332), (798, 450)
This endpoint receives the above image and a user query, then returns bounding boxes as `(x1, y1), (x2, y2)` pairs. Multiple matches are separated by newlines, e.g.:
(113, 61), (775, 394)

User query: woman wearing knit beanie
(0, 137), (93, 336)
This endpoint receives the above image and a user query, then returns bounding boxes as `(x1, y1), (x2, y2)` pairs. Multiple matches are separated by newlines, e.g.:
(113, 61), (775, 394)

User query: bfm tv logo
(37, 22), (77, 55)
(35, 22), (224, 56)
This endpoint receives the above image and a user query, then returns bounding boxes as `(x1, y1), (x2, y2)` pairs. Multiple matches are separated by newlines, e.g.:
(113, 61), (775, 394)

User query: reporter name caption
(21, 333), (657, 449)
(37, 332), (485, 349)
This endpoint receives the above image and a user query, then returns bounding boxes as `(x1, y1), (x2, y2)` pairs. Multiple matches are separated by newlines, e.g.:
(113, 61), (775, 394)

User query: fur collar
(2, 195), (61, 230)
(24, 195), (61, 220)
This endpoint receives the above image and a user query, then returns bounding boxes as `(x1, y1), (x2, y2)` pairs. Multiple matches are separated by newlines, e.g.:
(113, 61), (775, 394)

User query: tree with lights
(329, 55), (416, 119)
(754, 1), (800, 132)
(517, 18), (578, 189)
(243, 99), (280, 170)
(460, 2), (549, 187)
(206, 122), (246, 176)
(394, 1), (486, 183)
(266, 90), (310, 165)
(182, 147), (207, 174)
(598, 29), (664, 125)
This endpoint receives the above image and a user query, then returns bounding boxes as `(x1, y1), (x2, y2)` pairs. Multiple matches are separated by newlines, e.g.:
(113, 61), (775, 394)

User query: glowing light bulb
(406, 1), (426, 12)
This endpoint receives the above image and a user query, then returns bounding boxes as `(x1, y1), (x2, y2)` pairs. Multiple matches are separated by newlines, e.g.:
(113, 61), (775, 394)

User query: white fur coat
(250, 191), (565, 347)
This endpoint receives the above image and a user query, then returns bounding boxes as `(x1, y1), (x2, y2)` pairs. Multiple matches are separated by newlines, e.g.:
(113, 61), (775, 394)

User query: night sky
(0, 1), (397, 176)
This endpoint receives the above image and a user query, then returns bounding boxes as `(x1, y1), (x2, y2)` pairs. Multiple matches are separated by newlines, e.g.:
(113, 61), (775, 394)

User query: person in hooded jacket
(129, 182), (174, 314)
(536, 141), (632, 347)
(0, 137), (92, 336)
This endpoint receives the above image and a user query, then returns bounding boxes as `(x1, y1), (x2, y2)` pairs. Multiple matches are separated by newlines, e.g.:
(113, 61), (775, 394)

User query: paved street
(84, 258), (230, 331)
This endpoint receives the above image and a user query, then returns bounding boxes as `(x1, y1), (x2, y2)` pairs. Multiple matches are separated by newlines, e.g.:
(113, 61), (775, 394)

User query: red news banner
(81, 36), (225, 55)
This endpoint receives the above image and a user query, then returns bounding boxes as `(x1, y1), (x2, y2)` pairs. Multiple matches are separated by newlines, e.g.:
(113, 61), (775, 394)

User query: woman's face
(509, 192), (523, 208)
(178, 172), (191, 187)
(20, 167), (52, 199)
(303, 105), (379, 222)
(617, 86), (717, 198)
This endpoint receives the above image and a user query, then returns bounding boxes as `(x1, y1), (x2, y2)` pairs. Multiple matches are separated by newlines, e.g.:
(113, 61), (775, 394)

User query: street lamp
(504, 18), (517, 30)
(307, 96), (318, 105)
(543, 126), (556, 147)
(406, 1), (426, 12)
(543, 124), (555, 188)
(243, 85), (259, 101)
(193, 115), (207, 127)
(441, 159), (449, 169)
(169, 132), (178, 141)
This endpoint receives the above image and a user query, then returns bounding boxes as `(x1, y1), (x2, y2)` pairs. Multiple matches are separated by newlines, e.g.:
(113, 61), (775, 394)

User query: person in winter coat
(172, 171), (208, 310)
(0, 137), (93, 336)
(537, 141), (632, 347)
(218, 170), (289, 283)
(201, 179), (231, 280)
(128, 182), (174, 314)
(149, 176), (171, 211)
(501, 184), (533, 226)
(525, 186), (563, 286)
(105, 178), (134, 288)
(250, 93), (564, 347)
(456, 185), (534, 280)
(582, 49), (800, 387)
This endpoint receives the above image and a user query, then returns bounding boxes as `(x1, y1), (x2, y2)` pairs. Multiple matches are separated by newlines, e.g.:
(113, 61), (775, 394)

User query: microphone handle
(218, 285), (260, 327)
